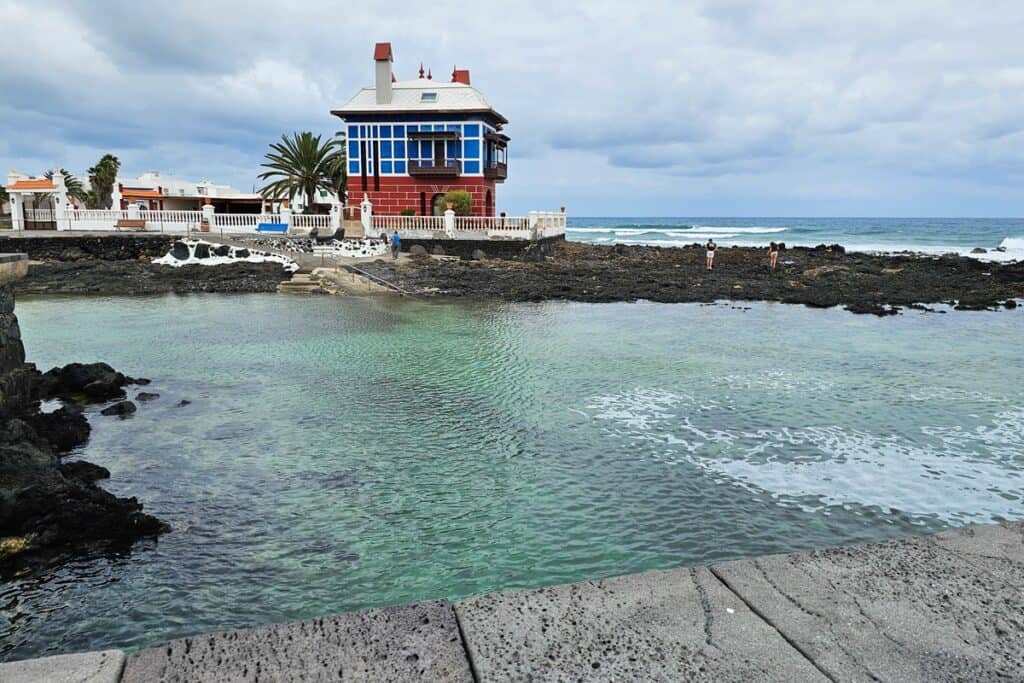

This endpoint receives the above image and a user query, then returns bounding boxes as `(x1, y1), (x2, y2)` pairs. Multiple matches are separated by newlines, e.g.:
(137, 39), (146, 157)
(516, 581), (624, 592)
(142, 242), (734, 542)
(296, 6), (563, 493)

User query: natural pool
(3, 295), (1023, 660)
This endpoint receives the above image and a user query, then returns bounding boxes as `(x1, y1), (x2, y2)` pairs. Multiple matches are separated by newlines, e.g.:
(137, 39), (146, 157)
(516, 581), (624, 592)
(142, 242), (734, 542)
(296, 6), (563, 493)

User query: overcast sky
(2, 0), (1023, 216)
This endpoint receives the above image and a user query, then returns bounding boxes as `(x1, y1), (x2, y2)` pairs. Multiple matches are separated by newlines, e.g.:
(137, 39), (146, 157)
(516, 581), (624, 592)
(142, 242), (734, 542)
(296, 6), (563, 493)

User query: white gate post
(443, 208), (456, 238)
(280, 204), (292, 234)
(201, 202), (215, 234)
(330, 204), (341, 232)
(360, 194), (373, 237)
(10, 194), (24, 231)
(528, 211), (539, 241)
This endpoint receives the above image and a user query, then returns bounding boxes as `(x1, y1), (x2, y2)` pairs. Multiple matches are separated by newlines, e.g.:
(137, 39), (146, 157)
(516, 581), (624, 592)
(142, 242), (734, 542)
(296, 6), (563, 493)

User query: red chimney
(452, 69), (471, 85)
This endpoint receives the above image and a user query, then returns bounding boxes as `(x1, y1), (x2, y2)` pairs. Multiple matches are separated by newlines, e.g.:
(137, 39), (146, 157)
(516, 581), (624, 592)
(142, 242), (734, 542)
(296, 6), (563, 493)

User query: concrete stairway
(276, 272), (323, 294)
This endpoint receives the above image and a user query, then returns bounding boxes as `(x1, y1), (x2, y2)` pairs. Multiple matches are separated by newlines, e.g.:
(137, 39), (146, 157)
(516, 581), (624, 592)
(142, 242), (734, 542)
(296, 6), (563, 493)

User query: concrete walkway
(2, 521), (1021, 681)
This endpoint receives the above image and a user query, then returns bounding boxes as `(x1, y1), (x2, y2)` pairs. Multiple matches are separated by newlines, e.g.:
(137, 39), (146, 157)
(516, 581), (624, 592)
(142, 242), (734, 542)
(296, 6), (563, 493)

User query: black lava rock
(100, 400), (137, 417)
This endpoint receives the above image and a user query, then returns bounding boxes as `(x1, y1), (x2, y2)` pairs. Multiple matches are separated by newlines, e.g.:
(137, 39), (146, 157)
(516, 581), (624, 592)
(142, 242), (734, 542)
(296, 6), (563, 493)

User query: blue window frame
(359, 125), (367, 137)
(348, 141), (359, 158)
(463, 139), (480, 159)
(464, 124), (480, 137)
(446, 141), (458, 158)
(348, 161), (359, 174)
(380, 141), (392, 158)
(420, 141), (432, 159)
(394, 161), (406, 174)
(408, 141), (419, 158)
(464, 160), (480, 174)
(394, 141), (406, 158)
(433, 124), (444, 131)
(348, 125), (358, 139)
(381, 161), (393, 174)
(407, 125), (418, 133)
(380, 125), (391, 138)
(393, 125), (405, 137)
(447, 124), (461, 133)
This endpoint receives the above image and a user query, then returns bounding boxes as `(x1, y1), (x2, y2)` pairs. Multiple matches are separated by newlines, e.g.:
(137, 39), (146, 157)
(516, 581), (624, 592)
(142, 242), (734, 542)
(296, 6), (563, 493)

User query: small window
(381, 161), (393, 174)
(394, 161), (407, 174)
(347, 125), (358, 139)
(420, 92), (438, 102)
(464, 124), (480, 137)
(380, 125), (391, 138)
(393, 125), (405, 137)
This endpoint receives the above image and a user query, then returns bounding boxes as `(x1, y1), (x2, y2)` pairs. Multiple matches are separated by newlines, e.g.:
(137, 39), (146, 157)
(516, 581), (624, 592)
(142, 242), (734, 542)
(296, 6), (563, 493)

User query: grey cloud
(2, 0), (1024, 215)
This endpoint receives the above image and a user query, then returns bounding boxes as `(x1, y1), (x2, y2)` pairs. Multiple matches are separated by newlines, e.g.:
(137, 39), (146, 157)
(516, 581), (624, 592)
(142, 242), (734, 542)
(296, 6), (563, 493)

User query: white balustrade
(292, 214), (332, 229)
(211, 214), (282, 232)
(369, 211), (566, 240)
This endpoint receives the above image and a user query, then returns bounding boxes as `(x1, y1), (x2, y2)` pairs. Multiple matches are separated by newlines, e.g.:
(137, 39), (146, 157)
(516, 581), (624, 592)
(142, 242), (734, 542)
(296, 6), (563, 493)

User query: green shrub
(444, 190), (472, 216)
(399, 208), (416, 216)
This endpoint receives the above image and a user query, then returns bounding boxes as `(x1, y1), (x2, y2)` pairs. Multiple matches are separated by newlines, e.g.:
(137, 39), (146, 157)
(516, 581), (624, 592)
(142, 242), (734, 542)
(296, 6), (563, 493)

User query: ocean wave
(581, 388), (1024, 522)
(691, 226), (788, 234)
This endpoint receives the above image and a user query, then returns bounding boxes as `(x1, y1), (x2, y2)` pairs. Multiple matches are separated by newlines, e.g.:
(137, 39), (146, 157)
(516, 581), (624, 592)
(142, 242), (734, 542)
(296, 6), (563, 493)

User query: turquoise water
(567, 216), (1024, 260)
(3, 294), (1024, 660)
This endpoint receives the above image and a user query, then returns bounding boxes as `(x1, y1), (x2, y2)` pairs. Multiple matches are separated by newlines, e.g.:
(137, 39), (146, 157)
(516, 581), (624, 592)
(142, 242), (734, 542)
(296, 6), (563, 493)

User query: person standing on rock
(769, 242), (780, 270)
(705, 239), (717, 271)
(391, 231), (401, 259)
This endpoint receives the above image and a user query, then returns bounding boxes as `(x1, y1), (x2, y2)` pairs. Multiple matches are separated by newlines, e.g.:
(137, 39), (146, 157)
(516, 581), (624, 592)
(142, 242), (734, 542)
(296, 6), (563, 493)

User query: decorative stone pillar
(280, 203), (292, 233)
(443, 207), (456, 238)
(201, 201), (215, 233)
(360, 194), (373, 237)
(10, 194), (24, 232)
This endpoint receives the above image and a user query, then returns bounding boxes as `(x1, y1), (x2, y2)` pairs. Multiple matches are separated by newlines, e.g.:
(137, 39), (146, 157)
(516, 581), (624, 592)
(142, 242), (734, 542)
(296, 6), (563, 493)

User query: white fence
(292, 214), (332, 230)
(211, 213), (282, 230)
(13, 205), (566, 241)
(371, 211), (566, 240)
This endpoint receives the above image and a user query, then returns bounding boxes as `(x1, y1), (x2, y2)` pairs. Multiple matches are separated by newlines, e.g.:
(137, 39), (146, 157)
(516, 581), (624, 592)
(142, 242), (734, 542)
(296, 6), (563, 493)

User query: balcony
(484, 161), (508, 181)
(408, 160), (462, 177)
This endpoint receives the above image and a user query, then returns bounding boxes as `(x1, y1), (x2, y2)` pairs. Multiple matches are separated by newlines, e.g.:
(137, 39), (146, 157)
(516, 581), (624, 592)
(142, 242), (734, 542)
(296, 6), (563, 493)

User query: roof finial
(418, 62), (425, 79)
(451, 65), (457, 82)
(427, 67), (432, 80)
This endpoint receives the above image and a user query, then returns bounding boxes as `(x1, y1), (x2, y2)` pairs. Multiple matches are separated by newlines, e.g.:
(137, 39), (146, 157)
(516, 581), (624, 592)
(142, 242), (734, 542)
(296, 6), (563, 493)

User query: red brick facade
(350, 176), (498, 217)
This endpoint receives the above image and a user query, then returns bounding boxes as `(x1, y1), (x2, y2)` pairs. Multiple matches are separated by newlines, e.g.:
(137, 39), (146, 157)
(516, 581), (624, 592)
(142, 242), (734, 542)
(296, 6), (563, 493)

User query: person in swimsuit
(705, 239), (717, 271)
(769, 242), (780, 270)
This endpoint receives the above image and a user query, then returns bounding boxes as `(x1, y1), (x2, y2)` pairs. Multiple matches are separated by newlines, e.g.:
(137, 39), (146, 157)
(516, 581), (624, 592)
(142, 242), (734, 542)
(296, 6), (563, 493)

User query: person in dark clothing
(705, 239), (717, 271)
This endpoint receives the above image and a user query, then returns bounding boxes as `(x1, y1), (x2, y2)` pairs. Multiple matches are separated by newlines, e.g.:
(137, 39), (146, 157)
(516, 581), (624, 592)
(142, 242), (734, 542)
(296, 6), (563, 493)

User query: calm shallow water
(3, 295), (1023, 660)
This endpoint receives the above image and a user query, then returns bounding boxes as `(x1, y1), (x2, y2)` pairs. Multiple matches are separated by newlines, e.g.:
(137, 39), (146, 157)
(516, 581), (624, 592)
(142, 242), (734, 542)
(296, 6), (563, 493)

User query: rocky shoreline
(0, 235), (290, 296)
(366, 241), (1024, 314)
(0, 282), (167, 578)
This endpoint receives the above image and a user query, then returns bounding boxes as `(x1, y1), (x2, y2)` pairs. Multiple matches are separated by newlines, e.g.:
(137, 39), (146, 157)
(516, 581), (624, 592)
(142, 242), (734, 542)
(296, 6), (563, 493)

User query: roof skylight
(420, 92), (438, 102)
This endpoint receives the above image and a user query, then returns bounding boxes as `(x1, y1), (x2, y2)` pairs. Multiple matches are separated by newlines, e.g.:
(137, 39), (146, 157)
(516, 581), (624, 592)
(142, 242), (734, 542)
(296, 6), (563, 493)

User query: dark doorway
(432, 193), (447, 216)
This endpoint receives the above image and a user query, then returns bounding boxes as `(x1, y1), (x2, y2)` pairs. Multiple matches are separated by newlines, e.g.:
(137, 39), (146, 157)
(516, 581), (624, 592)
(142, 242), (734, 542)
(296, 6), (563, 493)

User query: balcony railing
(484, 161), (508, 181)
(408, 160), (462, 177)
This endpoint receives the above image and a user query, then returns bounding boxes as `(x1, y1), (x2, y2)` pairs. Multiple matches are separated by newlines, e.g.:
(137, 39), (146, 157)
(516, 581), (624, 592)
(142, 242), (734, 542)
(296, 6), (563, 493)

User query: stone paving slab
(712, 523), (1024, 682)
(455, 566), (827, 681)
(0, 649), (125, 683)
(121, 599), (472, 682)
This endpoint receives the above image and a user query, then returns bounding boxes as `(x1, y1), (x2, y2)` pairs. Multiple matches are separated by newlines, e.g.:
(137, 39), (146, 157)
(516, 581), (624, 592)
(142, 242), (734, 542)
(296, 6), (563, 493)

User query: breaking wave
(580, 387), (1024, 522)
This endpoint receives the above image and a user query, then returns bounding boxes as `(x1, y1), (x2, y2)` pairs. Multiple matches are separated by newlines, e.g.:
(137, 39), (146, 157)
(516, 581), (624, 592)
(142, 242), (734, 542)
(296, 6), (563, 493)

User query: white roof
(333, 80), (506, 122)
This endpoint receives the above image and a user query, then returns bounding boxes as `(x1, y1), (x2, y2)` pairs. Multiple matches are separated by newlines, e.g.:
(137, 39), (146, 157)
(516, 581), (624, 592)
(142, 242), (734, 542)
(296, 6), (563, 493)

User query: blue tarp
(256, 223), (289, 233)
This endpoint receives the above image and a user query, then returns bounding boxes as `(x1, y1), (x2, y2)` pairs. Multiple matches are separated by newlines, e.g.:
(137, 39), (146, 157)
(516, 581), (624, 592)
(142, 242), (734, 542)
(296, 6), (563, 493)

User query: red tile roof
(6, 179), (56, 191)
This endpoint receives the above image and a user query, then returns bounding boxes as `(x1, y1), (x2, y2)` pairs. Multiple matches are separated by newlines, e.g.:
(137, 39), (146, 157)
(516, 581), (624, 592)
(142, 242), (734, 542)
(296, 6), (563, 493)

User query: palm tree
(44, 169), (89, 205)
(259, 132), (345, 213)
(87, 154), (121, 209)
